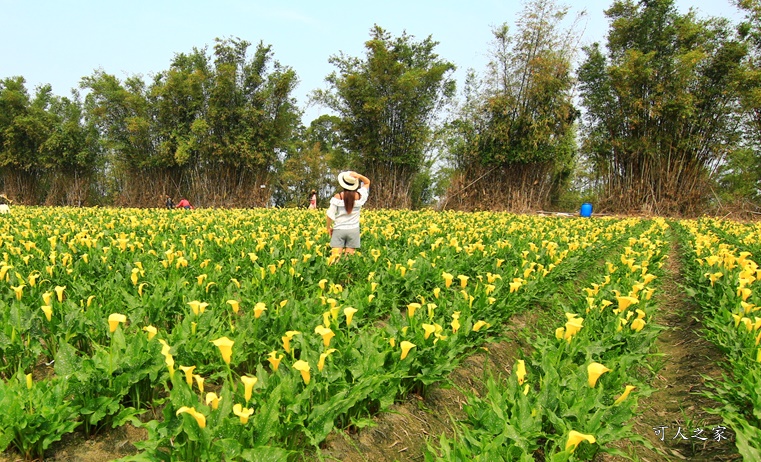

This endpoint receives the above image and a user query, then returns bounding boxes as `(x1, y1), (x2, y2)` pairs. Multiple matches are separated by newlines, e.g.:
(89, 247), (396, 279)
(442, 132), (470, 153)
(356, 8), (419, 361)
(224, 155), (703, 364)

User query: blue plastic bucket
(580, 203), (593, 217)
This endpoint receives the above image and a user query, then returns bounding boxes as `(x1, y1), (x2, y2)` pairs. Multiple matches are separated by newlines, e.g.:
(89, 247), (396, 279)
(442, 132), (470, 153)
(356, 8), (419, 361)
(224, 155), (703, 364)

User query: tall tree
(578, 0), (746, 215)
(314, 25), (456, 208)
(0, 78), (52, 203)
(443, 0), (579, 211)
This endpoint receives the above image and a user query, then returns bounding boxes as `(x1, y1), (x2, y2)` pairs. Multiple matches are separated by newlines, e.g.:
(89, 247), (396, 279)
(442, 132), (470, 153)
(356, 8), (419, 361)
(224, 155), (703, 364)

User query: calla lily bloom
(42, 291), (53, 305)
(515, 359), (526, 385)
(12, 284), (25, 301)
(176, 406), (206, 428)
(442, 272), (454, 288)
(268, 351), (283, 371)
(41, 305), (53, 322)
(206, 392), (221, 410)
(26, 373), (33, 389)
(233, 403), (254, 424)
(282, 330), (300, 353)
(211, 337), (234, 364)
(179, 365), (196, 386)
(108, 313), (127, 332)
(615, 296), (638, 313)
(588, 362), (610, 387)
(227, 300), (240, 313)
(318, 348), (337, 372)
(473, 320), (490, 332)
(458, 275), (469, 288)
(143, 325), (157, 340)
(315, 325), (335, 347)
(54, 285), (66, 303)
(194, 374), (205, 393)
(566, 430), (596, 452)
(630, 318), (646, 332)
(432, 287), (440, 299)
(344, 307), (358, 326)
(613, 385), (636, 405)
(400, 341), (416, 360)
(254, 302), (267, 318)
(241, 375), (258, 402)
(293, 360), (311, 384)
(422, 323), (436, 340)
(407, 303), (421, 318)
(187, 300), (208, 315)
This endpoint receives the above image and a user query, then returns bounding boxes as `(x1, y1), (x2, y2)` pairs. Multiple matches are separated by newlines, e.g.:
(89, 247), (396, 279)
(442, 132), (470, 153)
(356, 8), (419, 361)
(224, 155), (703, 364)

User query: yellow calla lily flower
(233, 403), (254, 424)
(566, 430), (596, 452)
(293, 360), (311, 384)
(241, 375), (258, 402)
(587, 362), (610, 388)
(108, 313), (127, 332)
(176, 406), (206, 428)
(400, 341), (416, 360)
(211, 337), (234, 364)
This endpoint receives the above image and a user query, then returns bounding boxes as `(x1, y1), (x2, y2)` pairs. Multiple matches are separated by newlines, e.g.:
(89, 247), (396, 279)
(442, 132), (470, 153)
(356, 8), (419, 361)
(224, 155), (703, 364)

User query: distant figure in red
(308, 190), (317, 209)
(176, 198), (193, 209)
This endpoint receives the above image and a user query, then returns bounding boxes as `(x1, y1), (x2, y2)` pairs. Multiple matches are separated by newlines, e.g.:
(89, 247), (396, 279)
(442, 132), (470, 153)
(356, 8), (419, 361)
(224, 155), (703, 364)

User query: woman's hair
(342, 189), (359, 214)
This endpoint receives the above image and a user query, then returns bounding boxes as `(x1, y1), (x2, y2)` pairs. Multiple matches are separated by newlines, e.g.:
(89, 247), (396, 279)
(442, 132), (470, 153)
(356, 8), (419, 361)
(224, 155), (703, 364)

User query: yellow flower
(227, 300), (240, 313)
(613, 385), (636, 405)
(318, 348), (337, 372)
(615, 295), (638, 313)
(108, 313), (127, 332)
(509, 279), (523, 293)
(41, 305), (53, 322)
(566, 430), (596, 452)
(293, 360), (311, 384)
(179, 365), (196, 386)
(211, 336), (234, 364)
(143, 325), (157, 340)
(12, 284), (25, 301)
(42, 291), (53, 306)
(451, 317), (460, 333)
(515, 359), (526, 385)
(564, 316), (584, 342)
(555, 327), (565, 339)
(630, 318), (646, 332)
(318, 279), (328, 290)
(187, 300), (208, 315)
(422, 323), (436, 340)
(254, 302), (267, 318)
(241, 375), (258, 402)
(206, 392), (221, 410)
(739, 287), (752, 302)
(472, 320), (490, 332)
(267, 351), (283, 371)
(442, 272), (453, 288)
(407, 302), (421, 318)
(587, 362), (610, 387)
(233, 403), (254, 424)
(176, 406), (206, 428)
(458, 275), (469, 288)
(344, 307), (358, 326)
(282, 330), (300, 353)
(432, 287), (440, 299)
(26, 373), (33, 390)
(194, 374), (205, 393)
(54, 285), (66, 303)
(315, 325), (335, 347)
(400, 341), (416, 360)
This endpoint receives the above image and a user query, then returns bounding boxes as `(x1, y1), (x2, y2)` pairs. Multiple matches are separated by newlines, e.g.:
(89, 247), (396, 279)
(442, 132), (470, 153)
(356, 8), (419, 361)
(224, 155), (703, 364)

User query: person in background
(165, 195), (174, 209)
(176, 197), (193, 209)
(0, 194), (12, 214)
(326, 171), (370, 258)
(308, 189), (317, 209)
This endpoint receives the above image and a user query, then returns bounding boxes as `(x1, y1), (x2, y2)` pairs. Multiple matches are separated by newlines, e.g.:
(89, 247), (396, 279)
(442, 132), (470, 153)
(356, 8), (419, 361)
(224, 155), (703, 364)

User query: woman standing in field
(326, 171), (370, 257)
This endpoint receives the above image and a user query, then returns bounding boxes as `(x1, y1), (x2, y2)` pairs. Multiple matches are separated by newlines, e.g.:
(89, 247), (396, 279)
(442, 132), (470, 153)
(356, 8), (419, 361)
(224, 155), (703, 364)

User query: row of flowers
(426, 218), (669, 460)
(677, 219), (761, 458)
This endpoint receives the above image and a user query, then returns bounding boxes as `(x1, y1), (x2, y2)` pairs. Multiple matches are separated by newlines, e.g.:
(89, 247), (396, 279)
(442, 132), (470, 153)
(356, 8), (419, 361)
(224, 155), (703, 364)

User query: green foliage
(578, 0), (746, 214)
(314, 25), (456, 207)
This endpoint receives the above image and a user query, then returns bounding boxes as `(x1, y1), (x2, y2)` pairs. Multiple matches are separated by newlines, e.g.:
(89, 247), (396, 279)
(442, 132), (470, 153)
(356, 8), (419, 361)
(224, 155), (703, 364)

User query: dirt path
(602, 233), (740, 461)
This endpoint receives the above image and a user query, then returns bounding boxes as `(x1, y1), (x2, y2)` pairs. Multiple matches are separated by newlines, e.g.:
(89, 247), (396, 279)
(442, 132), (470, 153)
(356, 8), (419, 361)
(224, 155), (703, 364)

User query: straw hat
(337, 171), (359, 191)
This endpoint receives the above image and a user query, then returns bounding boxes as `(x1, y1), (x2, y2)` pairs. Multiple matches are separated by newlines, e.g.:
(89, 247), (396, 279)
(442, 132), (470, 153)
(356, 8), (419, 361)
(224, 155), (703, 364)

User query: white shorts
(330, 228), (361, 249)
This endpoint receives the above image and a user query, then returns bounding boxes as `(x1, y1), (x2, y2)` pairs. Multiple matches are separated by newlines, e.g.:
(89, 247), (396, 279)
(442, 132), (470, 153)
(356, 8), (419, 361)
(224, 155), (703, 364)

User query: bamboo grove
(1, 0), (760, 214)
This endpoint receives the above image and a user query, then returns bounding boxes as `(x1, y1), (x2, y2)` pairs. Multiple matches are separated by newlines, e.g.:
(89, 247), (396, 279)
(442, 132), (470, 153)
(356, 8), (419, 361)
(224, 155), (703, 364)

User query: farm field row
(0, 207), (755, 460)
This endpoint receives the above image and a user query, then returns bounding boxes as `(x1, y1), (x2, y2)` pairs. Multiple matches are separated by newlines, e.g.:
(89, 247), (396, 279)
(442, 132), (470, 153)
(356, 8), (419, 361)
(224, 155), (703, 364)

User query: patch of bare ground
(599, 237), (740, 462)
(0, 423), (146, 462)
(315, 310), (540, 462)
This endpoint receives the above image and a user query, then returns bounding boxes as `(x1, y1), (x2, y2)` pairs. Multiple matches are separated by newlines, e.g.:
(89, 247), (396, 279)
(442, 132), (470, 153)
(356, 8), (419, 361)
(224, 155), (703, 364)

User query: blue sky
(0, 0), (745, 123)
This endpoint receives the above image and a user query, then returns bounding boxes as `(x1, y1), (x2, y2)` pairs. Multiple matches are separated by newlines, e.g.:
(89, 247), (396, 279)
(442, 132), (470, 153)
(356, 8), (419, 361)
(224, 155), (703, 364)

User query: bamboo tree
(443, 0), (580, 212)
(578, 0), (746, 214)
(314, 25), (456, 208)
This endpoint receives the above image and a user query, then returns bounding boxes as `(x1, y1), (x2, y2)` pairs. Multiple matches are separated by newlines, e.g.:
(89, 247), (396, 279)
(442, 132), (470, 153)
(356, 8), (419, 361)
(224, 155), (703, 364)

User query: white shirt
(326, 187), (369, 230)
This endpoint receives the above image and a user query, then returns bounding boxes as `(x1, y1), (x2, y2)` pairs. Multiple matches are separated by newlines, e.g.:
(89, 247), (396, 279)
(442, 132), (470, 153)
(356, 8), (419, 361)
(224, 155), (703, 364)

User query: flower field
(0, 207), (755, 461)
